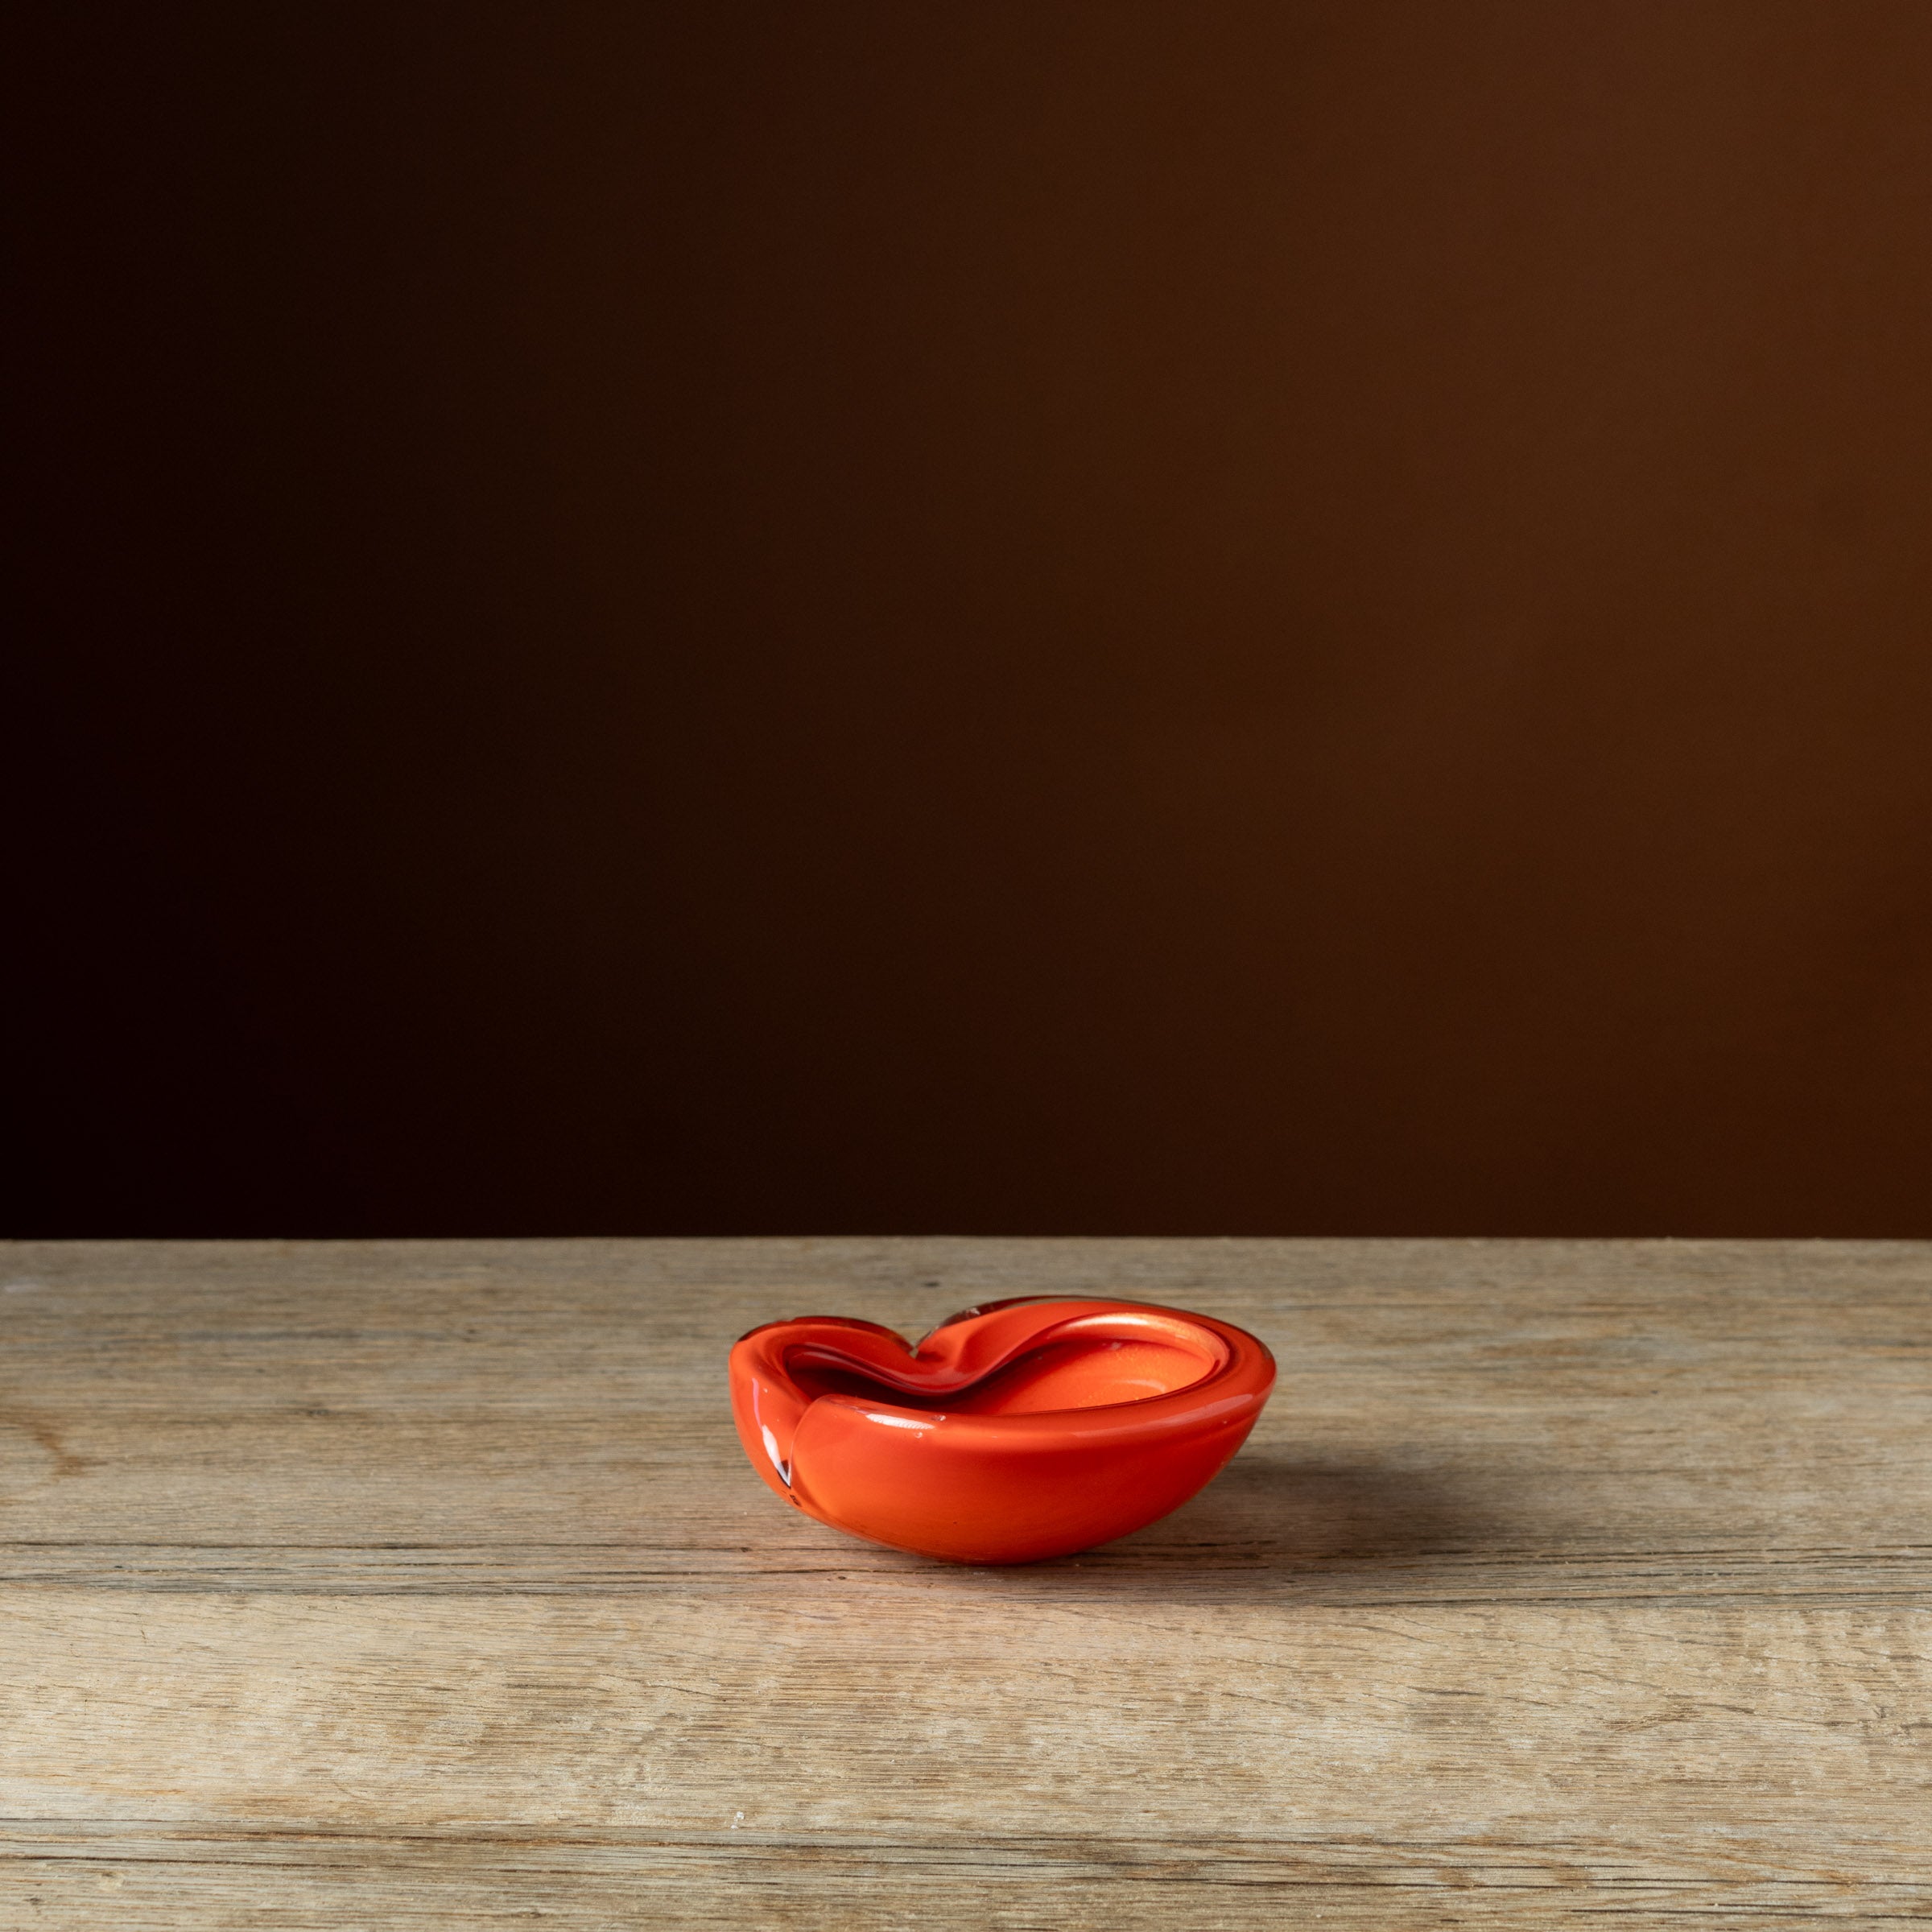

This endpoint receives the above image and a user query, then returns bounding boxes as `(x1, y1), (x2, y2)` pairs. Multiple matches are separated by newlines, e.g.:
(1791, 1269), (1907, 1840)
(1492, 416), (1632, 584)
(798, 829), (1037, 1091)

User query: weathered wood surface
(2, 1237), (1929, 1926)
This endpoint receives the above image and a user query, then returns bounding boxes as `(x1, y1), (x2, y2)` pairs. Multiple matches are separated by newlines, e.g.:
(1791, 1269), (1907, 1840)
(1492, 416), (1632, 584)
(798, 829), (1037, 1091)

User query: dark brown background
(10, 1), (1932, 1236)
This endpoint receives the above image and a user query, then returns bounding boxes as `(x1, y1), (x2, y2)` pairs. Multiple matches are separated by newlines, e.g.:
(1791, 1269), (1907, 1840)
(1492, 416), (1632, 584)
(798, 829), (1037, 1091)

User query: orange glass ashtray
(729, 1295), (1275, 1563)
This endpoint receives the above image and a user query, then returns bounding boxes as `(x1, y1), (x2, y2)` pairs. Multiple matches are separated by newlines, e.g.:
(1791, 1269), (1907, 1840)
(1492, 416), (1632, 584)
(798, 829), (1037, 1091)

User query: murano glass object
(729, 1295), (1275, 1563)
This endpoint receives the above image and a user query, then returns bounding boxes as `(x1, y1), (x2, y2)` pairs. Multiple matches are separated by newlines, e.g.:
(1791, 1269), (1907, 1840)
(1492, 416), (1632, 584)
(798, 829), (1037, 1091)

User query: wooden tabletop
(2, 1238), (1929, 1926)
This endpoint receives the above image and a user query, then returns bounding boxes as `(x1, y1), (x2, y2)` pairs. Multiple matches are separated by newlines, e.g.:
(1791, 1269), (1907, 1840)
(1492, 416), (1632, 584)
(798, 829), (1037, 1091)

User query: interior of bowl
(783, 1330), (1220, 1416)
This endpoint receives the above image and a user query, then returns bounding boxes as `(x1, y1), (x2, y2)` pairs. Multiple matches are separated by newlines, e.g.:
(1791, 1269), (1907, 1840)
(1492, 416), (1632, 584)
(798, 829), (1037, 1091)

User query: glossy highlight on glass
(729, 1296), (1276, 1563)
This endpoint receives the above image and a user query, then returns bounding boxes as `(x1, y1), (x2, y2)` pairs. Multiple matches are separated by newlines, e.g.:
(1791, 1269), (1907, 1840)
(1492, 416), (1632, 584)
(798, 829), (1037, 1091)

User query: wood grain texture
(2, 1237), (1929, 1926)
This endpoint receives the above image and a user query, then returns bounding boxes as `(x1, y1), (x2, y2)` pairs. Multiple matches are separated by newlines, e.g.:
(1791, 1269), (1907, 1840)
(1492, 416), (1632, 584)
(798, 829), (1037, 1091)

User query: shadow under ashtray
(1109, 1453), (1509, 1567)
